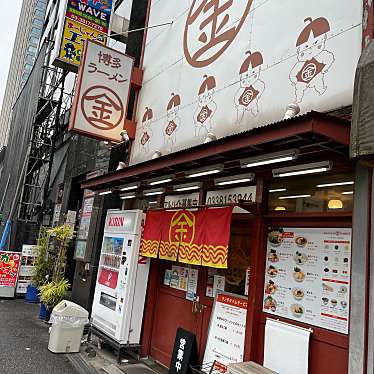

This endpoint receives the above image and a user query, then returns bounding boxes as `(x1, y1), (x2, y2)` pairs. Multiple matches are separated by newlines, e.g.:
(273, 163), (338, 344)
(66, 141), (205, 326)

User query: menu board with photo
(263, 227), (351, 334)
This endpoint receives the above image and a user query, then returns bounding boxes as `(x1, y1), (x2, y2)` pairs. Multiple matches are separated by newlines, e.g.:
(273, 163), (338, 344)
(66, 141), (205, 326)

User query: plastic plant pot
(25, 285), (40, 303)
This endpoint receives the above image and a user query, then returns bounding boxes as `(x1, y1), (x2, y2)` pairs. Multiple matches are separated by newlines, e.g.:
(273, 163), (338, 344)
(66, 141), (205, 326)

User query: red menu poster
(0, 252), (21, 287)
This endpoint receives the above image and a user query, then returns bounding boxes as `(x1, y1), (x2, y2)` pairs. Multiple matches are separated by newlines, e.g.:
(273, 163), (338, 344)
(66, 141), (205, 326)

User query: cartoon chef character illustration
(139, 107), (153, 153)
(164, 93), (181, 152)
(194, 75), (217, 140)
(234, 51), (265, 125)
(289, 17), (335, 104)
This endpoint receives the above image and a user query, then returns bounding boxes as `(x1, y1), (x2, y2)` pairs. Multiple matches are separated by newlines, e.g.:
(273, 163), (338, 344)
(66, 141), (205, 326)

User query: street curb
(66, 353), (98, 374)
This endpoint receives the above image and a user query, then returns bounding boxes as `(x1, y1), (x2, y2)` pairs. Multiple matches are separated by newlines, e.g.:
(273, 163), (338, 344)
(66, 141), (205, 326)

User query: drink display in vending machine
(91, 210), (150, 344)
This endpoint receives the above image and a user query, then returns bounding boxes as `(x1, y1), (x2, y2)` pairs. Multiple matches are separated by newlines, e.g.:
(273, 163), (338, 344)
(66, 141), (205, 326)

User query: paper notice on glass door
(186, 269), (198, 301)
(213, 275), (225, 297)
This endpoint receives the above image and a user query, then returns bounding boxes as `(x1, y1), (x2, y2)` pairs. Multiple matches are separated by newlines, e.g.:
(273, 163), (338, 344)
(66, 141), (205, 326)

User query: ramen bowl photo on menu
(293, 267), (305, 282)
(264, 296), (277, 312)
(295, 236), (308, 247)
(267, 265), (278, 278)
(292, 287), (304, 300)
(268, 249), (279, 263)
(265, 280), (278, 294)
(293, 251), (308, 265)
(291, 304), (304, 318)
(268, 231), (283, 247)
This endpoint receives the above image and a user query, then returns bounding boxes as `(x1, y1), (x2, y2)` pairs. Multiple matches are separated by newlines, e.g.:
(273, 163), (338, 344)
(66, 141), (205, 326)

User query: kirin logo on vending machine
(108, 216), (125, 227)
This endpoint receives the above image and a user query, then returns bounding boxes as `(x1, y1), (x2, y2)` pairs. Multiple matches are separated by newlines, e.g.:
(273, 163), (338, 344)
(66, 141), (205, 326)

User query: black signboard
(169, 328), (199, 374)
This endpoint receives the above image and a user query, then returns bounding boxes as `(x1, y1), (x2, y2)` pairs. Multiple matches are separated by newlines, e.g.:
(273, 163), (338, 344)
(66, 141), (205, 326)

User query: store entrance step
(102, 363), (159, 374)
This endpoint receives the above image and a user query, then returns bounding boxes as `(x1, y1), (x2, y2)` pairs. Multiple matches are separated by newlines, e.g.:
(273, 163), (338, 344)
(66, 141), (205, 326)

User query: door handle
(192, 300), (198, 314)
(192, 300), (206, 314)
(197, 302), (206, 313)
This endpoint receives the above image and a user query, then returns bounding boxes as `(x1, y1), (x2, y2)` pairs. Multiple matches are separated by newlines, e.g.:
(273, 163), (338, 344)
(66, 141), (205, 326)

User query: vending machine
(91, 210), (150, 345)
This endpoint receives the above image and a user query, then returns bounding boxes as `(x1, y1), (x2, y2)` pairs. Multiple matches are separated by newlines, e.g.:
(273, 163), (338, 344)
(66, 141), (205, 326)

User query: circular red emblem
(81, 85), (124, 130)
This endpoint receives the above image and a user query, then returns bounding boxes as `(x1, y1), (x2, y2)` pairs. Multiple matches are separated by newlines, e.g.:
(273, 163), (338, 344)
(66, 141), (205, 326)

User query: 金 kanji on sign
(184, 0), (253, 67)
(81, 86), (124, 130)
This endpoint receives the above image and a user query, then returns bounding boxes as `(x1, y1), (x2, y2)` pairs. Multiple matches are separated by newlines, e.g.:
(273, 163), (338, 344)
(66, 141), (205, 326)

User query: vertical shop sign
(56, 0), (113, 69)
(0, 252), (21, 287)
(169, 328), (199, 374)
(69, 40), (134, 142)
(203, 292), (247, 371)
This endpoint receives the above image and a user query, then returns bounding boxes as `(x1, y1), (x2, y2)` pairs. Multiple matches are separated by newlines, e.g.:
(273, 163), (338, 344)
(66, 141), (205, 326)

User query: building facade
(79, 1), (374, 374)
(0, 0), (47, 148)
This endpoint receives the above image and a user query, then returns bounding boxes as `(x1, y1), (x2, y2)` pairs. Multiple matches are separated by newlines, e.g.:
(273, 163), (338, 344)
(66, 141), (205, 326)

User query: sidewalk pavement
(0, 298), (77, 374)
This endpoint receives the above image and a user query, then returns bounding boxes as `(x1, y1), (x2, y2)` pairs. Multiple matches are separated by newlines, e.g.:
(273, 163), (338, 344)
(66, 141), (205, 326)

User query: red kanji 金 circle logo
(81, 85), (124, 130)
(184, 0), (253, 68)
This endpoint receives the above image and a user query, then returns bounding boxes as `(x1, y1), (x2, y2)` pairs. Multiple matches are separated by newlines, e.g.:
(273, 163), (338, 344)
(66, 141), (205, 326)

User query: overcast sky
(0, 1), (23, 110)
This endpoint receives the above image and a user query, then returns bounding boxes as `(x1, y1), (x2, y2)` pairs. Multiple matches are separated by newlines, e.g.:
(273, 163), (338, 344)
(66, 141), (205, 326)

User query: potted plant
(37, 224), (74, 321)
(39, 279), (70, 320)
(27, 228), (51, 304)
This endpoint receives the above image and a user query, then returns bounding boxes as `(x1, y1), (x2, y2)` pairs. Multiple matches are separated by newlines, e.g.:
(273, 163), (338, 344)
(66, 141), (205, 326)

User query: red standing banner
(0, 252), (21, 287)
(140, 207), (233, 268)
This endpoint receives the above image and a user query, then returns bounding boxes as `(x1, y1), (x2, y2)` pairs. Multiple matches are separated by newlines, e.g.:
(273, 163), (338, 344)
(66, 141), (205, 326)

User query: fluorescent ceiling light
(99, 190), (111, 196)
(187, 169), (221, 178)
(316, 181), (354, 188)
(173, 182), (201, 192)
(269, 188), (287, 193)
(279, 194), (311, 199)
(277, 168), (329, 177)
(144, 188), (165, 196)
(214, 173), (254, 187)
(273, 161), (332, 178)
(174, 186), (200, 192)
(186, 165), (223, 178)
(241, 149), (299, 169)
(217, 178), (252, 186)
(342, 191), (354, 195)
(120, 194), (136, 200)
(120, 184), (139, 192)
(149, 178), (173, 186)
(148, 201), (158, 204)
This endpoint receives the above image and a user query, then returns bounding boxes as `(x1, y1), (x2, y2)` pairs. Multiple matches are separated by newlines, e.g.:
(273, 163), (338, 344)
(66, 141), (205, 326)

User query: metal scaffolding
(16, 41), (76, 223)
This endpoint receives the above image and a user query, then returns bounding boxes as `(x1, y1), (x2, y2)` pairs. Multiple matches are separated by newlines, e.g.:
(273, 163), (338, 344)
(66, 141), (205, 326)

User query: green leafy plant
(36, 224), (74, 309)
(31, 228), (53, 287)
(39, 279), (70, 308)
(47, 224), (74, 283)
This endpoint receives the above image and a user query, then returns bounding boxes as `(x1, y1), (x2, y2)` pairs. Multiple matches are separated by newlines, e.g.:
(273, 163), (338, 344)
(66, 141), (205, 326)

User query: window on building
(35, 9), (45, 19)
(21, 72), (29, 83)
(268, 171), (355, 213)
(28, 45), (37, 54)
(25, 54), (35, 64)
(29, 36), (40, 46)
(31, 27), (42, 37)
(33, 19), (44, 28)
(36, 2), (46, 11)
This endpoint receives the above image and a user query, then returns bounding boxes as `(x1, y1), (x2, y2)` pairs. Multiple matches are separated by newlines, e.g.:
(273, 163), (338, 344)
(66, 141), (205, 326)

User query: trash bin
(227, 361), (277, 374)
(48, 300), (89, 353)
